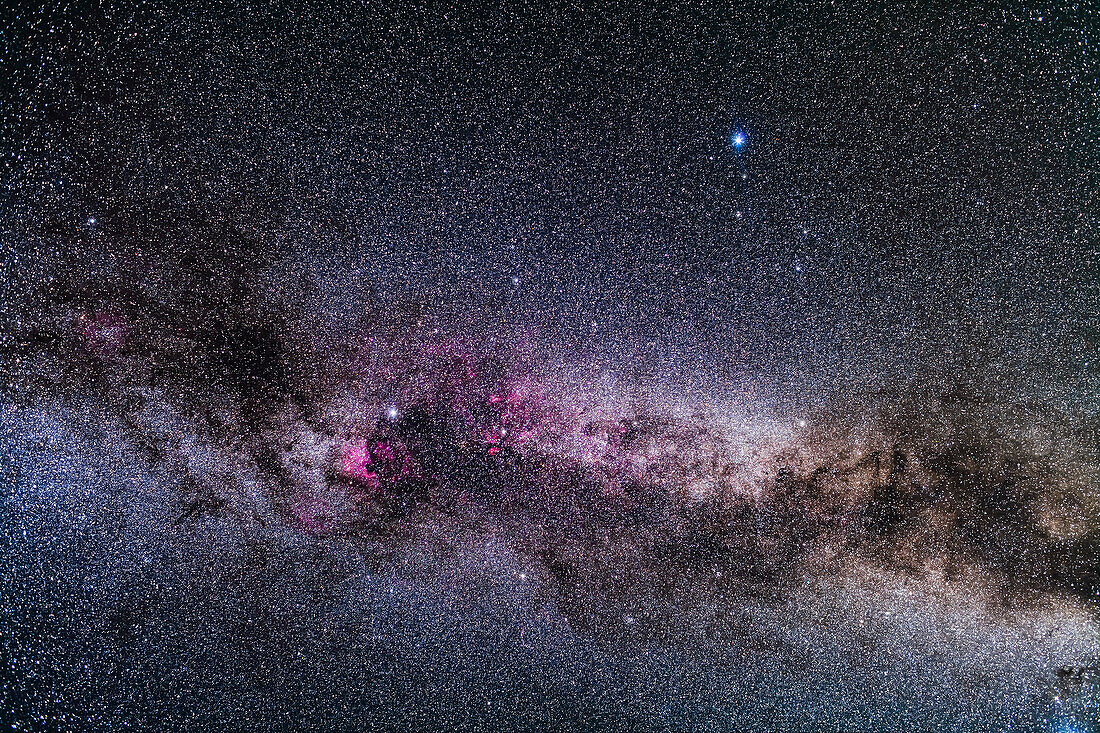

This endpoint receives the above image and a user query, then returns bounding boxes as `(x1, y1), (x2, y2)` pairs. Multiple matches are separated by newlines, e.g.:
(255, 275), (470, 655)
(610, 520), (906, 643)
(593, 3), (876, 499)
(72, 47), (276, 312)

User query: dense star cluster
(1, 1), (1098, 731)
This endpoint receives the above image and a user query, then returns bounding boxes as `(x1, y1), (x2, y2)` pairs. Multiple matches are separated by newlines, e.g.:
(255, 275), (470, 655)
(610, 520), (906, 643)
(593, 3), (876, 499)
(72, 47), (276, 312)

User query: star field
(1, 1), (1098, 731)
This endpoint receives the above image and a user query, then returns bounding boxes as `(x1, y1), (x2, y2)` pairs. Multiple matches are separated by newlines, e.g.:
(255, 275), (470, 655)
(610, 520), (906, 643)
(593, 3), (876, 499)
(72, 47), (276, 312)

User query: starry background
(1, 1), (1099, 731)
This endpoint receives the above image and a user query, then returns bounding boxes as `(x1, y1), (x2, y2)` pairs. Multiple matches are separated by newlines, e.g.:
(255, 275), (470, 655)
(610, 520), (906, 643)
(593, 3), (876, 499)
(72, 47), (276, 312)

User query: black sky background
(1, 3), (1099, 731)
(3, 1), (1096, 394)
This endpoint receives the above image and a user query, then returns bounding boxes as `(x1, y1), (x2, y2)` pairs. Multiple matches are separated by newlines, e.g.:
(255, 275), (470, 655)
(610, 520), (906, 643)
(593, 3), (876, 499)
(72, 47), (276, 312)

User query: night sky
(1, 1), (1099, 731)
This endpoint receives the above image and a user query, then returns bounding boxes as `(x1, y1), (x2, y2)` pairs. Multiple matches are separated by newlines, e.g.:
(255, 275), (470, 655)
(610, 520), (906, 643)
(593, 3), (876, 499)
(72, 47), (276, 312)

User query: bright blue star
(731, 131), (747, 149)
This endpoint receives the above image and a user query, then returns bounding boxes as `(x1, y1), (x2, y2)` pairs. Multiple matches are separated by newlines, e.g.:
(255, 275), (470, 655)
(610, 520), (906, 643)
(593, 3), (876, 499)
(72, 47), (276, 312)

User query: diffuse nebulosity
(2, 225), (1098, 728)
(2, 0), (1098, 730)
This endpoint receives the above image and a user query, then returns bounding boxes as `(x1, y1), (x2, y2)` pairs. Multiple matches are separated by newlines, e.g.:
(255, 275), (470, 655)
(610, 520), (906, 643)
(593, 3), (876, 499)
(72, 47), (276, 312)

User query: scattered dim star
(2, 4), (1094, 731)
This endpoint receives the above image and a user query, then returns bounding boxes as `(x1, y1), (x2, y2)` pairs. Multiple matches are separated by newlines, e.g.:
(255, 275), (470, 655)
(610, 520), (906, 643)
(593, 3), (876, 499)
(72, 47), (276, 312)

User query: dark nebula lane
(1, 2), (1098, 731)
